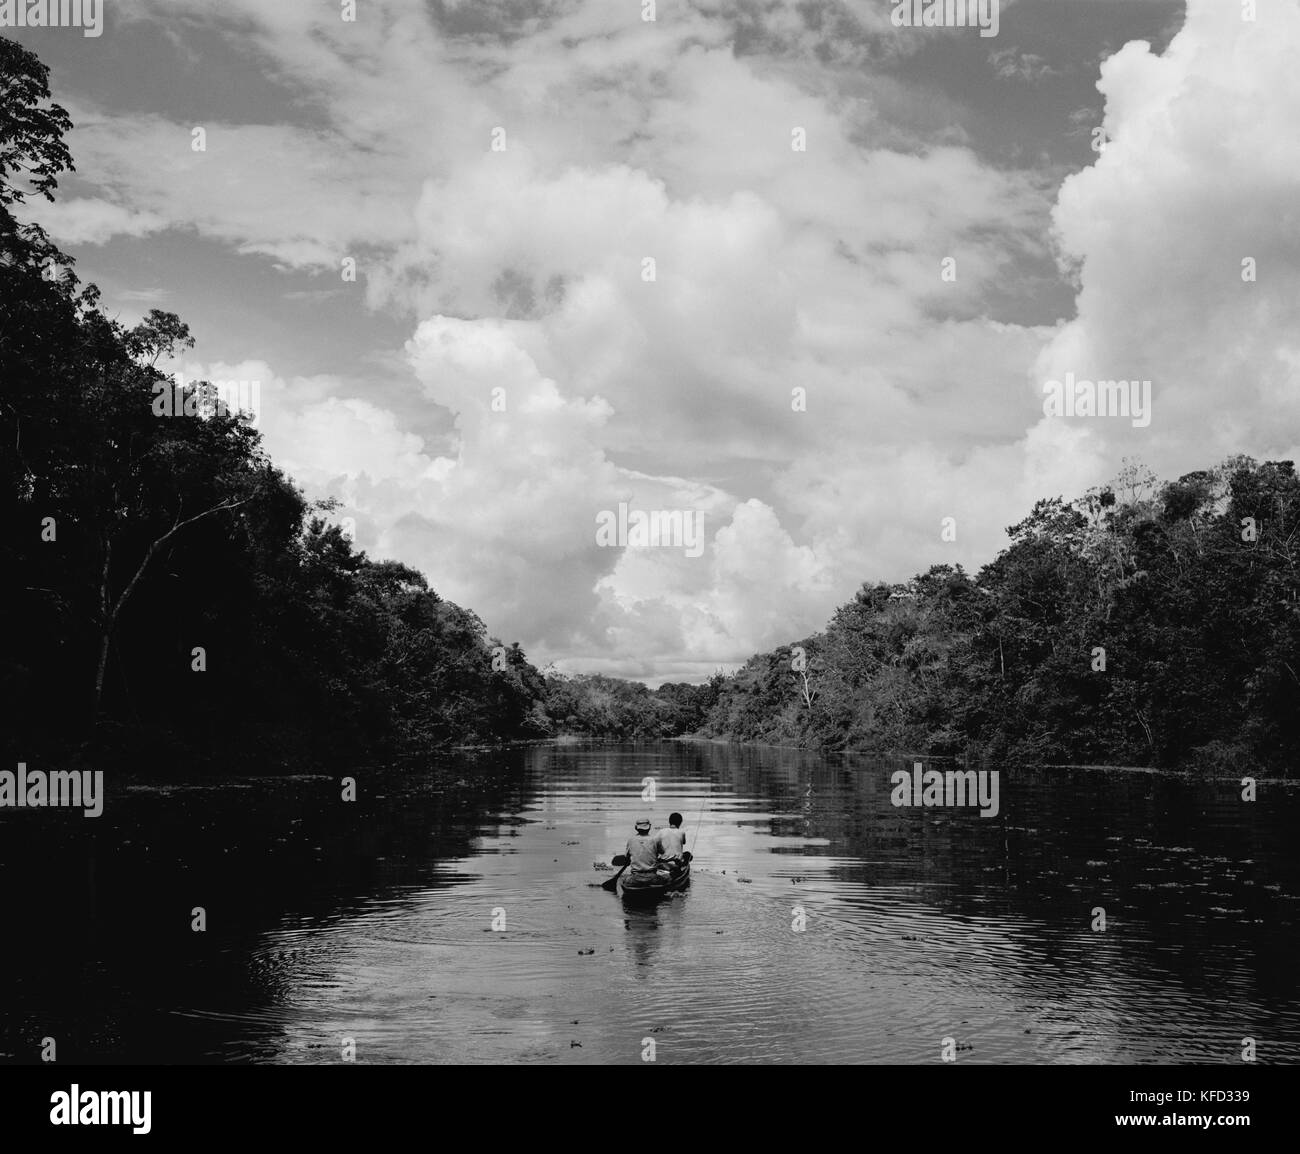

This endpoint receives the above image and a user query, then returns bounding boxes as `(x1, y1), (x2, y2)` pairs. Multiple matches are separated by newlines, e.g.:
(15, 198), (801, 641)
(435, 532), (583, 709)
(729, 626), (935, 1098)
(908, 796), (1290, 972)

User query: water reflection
(623, 905), (661, 976)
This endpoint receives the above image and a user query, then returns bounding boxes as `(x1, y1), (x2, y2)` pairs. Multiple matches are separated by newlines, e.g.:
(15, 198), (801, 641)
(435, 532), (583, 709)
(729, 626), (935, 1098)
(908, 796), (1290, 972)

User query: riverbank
(670, 734), (1290, 779)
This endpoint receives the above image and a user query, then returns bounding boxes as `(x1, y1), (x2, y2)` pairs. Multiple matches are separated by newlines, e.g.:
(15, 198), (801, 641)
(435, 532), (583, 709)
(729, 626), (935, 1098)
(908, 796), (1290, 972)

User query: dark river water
(2, 742), (1298, 1064)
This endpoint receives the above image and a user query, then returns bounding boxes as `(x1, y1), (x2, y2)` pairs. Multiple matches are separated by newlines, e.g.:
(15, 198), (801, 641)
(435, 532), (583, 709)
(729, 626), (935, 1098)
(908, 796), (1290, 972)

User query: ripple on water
(5, 746), (1297, 1064)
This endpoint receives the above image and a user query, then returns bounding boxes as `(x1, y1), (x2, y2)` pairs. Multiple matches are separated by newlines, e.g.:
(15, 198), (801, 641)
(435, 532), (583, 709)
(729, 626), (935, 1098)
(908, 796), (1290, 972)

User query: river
(2, 742), (1297, 1064)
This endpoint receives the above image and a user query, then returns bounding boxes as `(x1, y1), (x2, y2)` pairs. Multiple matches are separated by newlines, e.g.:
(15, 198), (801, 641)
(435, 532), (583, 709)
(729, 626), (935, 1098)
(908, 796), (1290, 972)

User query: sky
(9, 0), (1300, 685)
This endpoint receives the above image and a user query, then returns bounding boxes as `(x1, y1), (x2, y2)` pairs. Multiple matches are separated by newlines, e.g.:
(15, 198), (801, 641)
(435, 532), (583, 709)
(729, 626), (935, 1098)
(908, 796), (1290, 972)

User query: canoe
(620, 861), (691, 904)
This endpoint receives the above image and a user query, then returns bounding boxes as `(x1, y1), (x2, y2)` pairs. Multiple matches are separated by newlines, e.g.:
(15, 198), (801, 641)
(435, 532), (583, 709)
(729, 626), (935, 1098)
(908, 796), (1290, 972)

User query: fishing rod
(690, 798), (708, 854)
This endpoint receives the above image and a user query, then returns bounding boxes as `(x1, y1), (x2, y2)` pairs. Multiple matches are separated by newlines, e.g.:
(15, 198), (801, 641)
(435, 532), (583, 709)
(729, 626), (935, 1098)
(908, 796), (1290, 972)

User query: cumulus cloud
(1033, 0), (1300, 481)
(42, 0), (1294, 680)
(81, 0), (1056, 675)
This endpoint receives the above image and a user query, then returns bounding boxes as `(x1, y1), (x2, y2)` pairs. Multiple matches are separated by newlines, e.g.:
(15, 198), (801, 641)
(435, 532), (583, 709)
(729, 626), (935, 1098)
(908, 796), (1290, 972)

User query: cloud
(990, 47), (1059, 83)
(42, 0), (1293, 680)
(52, 107), (414, 265)
(1033, 0), (1300, 479)
(76, 0), (1058, 674)
(117, 287), (170, 303)
(21, 197), (167, 245)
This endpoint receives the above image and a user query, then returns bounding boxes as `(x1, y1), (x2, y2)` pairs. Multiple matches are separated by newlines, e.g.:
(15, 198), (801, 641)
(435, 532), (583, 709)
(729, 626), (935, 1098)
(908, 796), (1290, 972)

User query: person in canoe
(623, 818), (661, 877)
(656, 812), (688, 876)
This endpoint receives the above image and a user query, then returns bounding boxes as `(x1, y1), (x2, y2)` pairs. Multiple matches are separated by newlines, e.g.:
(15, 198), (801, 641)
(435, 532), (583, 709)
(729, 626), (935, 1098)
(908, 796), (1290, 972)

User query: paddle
(602, 854), (629, 892)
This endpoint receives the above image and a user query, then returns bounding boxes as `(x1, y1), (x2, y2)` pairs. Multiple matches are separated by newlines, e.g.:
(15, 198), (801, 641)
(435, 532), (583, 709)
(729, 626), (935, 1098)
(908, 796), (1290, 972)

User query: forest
(4, 37), (1296, 774)
(0, 40), (713, 767)
(698, 460), (1300, 772)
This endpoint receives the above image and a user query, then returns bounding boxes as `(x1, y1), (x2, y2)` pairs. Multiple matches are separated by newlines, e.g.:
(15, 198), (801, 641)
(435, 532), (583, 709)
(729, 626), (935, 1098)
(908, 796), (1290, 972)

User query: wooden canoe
(620, 861), (691, 904)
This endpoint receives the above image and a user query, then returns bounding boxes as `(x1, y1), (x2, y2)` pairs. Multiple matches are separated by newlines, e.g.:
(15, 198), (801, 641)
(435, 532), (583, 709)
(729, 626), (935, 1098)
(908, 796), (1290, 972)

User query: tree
(0, 37), (73, 206)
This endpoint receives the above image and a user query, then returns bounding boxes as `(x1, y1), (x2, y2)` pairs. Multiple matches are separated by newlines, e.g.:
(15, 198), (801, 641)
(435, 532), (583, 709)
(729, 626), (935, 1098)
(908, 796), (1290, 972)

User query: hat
(634, 819), (652, 833)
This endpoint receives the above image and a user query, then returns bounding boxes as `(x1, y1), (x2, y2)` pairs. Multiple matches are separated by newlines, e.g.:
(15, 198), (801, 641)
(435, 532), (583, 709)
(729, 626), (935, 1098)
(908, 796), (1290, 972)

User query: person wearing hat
(624, 818), (661, 875)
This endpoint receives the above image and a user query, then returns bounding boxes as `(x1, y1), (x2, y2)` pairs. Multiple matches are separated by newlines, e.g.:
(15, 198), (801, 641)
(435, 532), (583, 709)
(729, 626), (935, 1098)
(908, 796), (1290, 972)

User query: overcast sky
(12, 0), (1300, 684)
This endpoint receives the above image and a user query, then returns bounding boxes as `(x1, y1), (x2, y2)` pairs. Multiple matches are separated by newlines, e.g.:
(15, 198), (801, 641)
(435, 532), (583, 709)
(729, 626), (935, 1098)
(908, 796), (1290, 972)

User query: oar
(602, 855), (629, 892)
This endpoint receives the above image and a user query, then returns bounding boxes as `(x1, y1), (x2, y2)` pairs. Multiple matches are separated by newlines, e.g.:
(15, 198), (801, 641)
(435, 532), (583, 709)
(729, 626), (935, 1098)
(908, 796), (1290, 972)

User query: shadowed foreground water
(2, 742), (1297, 1064)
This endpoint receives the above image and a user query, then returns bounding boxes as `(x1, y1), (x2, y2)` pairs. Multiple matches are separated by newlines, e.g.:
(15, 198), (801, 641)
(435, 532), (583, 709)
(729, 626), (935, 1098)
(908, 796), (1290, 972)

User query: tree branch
(107, 496), (251, 629)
